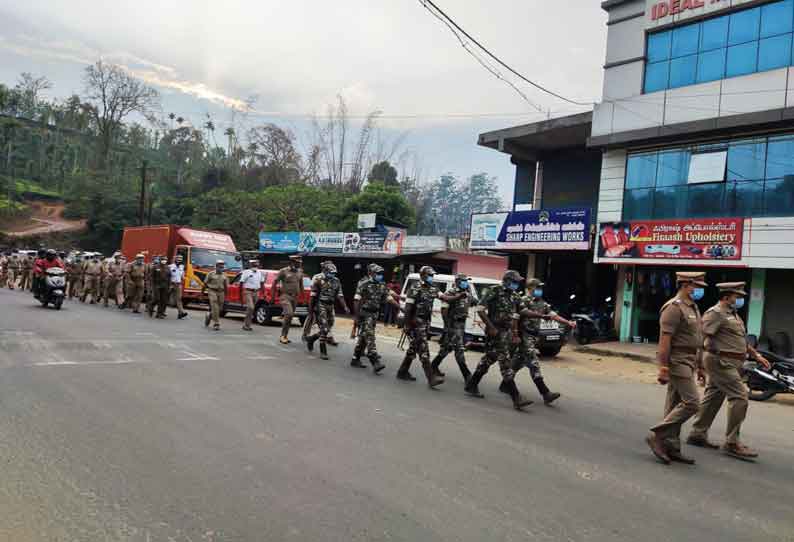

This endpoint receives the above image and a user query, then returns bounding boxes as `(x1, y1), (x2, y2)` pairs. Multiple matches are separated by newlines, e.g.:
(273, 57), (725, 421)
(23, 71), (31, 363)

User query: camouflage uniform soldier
(399, 266), (464, 388)
(352, 264), (399, 373)
(81, 255), (102, 304)
(514, 279), (575, 405)
(465, 270), (533, 410)
(305, 262), (350, 360)
(125, 254), (147, 313)
(430, 273), (475, 383)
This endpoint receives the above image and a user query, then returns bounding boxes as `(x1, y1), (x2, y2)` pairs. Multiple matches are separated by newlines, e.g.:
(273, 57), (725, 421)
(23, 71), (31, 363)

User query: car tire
(539, 347), (561, 357)
(255, 303), (272, 326)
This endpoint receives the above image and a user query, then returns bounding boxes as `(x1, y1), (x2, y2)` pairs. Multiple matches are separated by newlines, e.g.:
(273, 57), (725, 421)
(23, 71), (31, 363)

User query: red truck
(224, 268), (312, 325)
(120, 225), (242, 305)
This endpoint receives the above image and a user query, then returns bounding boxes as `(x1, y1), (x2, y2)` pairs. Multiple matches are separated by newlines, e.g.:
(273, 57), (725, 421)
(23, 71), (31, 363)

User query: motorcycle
(38, 267), (66, 310)
(742, 335), (794, 401)
(573, 296), (616, 345)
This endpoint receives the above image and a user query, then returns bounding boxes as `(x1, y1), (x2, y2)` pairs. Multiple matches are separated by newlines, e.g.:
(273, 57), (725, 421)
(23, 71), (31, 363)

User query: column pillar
(619, 266), (636, 343)
(747, 268), (766, 337)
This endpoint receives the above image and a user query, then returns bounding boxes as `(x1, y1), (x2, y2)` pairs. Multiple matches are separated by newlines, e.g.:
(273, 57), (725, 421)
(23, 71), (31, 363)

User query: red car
(224, 269), (312, 326)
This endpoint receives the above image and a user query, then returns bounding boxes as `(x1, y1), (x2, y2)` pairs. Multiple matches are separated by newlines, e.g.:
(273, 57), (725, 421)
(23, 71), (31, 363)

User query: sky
(0, 0), (607, 206)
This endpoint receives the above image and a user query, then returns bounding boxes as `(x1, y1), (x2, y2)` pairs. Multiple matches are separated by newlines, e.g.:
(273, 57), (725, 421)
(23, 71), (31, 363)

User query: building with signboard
(591, 0), (794, 345)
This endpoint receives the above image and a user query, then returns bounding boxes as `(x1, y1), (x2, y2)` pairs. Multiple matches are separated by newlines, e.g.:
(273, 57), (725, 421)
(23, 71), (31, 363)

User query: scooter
(742, 335), (794, 401)
(38, 267), (66, 310)
(573, 296), (616, 345)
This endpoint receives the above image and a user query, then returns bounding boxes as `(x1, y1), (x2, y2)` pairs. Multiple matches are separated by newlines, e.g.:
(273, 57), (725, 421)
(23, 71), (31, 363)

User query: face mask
(691, 288), (704, 301)
(507, 282), (520, 291)
(374, 274), (384, 283)
(459, 280), (469, 289)
(424, 275), (433, 285)
(532, 289), (543, 298)
(324, 272), (335, 278)
(734, 298), (745, 309)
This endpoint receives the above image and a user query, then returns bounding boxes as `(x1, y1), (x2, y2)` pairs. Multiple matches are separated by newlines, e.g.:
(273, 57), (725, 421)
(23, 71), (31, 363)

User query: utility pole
(138, 160), (147, 226)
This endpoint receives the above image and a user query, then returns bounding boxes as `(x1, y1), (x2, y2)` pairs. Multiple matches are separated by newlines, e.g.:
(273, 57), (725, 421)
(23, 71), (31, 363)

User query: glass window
(623, 189), (654, 220)
(657, 150), (689, 187)
(727, 139), (767, 182)
(688, 183), (726, 217)
(766, 135), (794, 179)
(726, 41), (759, 77)
(647, 31), (672, 62)
(652, 187), (688, 218)
(727, 181), (765, 215)
(701, 15), (729, 51)
(644, 61), (669, 93)
(758, 33), (793, 71)
(729, 7), (761, 46)
(763, 177), (794, 215)
(696, 48), (726, 83)
(672, 24), (700, 57)
(669, 55), (698, 88)
(761, 0), (794, 38)
(626, 154), (658, 189)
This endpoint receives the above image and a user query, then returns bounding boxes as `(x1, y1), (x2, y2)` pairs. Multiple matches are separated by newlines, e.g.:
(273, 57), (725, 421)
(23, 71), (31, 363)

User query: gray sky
(0, 0), (606, 205)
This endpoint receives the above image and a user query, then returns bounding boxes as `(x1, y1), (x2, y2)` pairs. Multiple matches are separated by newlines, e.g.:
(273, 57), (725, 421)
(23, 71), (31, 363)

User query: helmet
(370, 264), (384, 275)
(455, 273), (469, 283)
(526, 278), (544, 289)
(502, 270), (524, 284)
(45, 249), (56, 259)
(37, 248), (46, 258)
(419, 266), (435, 277)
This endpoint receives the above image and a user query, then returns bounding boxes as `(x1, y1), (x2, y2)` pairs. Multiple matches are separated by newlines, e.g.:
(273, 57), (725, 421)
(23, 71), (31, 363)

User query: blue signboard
(470, 208), (591, 250)
(259, 232), (301, 253)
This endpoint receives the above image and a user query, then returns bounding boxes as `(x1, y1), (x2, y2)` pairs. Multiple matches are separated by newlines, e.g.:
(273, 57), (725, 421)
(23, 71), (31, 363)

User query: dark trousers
(155, 287), (169, 316)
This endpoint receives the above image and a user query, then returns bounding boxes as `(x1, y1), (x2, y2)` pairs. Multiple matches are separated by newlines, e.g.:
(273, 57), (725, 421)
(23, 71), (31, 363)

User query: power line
(419, 0), (594, 107)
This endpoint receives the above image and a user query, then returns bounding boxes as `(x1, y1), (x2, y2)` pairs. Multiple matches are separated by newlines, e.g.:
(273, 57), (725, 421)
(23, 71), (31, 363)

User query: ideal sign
(649, 0), (728, 21)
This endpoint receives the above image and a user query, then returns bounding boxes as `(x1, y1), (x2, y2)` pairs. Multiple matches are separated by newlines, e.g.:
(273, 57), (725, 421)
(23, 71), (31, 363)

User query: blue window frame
(644, 0), (794, 93)
(623, 133), (794, 220)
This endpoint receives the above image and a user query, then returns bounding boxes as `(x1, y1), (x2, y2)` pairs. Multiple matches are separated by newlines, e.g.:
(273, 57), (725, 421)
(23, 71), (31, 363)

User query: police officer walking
(151, 257), (171, 318)
(430, 273), (475, 383)
(66, 254), (82, 299)
(203, 260), (229, 331)
(352, 264), (400, 373)
(169, 254), (188, 319)
(81, 254), (102, 304)
(104, 253), (126, 308)
(20, 251), (34, 291)
(645, 272), (707, 465)
(305, 261), (350, 360)
(687, 282), (771, 461)
(125, 254), (147, 313)
(274, 255), (304, 344)
(240, 259), (265, 331)
(464, 270), (533, 410)
(6, 251), (20, 289)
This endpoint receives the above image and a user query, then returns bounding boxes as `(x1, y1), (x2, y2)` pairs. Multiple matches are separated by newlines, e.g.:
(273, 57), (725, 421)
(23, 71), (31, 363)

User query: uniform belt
(713, 350), (746, 361)
(672, 346), (698, 354)
(245, 288), (258, 291)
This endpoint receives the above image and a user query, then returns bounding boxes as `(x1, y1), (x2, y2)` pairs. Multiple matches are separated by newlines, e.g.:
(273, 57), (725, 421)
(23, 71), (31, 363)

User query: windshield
(190, 248), (242, 271)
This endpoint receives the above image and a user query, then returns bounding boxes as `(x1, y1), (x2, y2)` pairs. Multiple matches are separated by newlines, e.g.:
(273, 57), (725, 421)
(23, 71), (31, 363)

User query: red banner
(598, 218), (743, 260)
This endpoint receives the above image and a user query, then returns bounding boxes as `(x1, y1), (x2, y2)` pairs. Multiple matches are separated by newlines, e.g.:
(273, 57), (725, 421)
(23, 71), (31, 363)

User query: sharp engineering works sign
(469, 208), (591, 251)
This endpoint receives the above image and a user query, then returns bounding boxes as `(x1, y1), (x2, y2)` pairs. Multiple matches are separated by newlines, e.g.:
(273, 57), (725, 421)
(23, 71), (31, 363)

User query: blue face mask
(507, 282), (520, 291)
(734, 297), (745, 309)
(691, 288), (704, 301)
(424, 275), (433, 285)
(532, 289), (543, 298)
(324, 272), (335, 279)
(459, 280), (469, 289)
(374, 274), (384, 283)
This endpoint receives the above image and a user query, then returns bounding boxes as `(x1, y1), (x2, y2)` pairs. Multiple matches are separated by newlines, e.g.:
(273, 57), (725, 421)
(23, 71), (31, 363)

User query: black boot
(319, 341), (329, 360)
(350, 357), (366, 368)
(430, 355), (445, 377)
(422, 360), (444, 388)
(464, 366), (487, 398)
(534, 377), (560, 405)
(501, 380), (533, 410)
(306, 334), (318, 352)
(371, 356), (385, 374)
(396, 358), (417, 381)
(456, 355), (471, 382)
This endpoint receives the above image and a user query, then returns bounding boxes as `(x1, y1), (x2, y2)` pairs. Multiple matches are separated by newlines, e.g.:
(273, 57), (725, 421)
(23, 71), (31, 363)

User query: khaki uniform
(650, 295), (702, 450)
(204, 270), (229, 327)
(66, 260), (82, 298)
(125, 261), (147, 312)
(275, 266), (303, 338)
(81, 260), (102, 303)
(0, 255), (7, 288)
(104, 260), (125, 307)
(690, 303), (749, 446)
(6, 256), (20, 289)
(151, 264), (171, 317)
(20, 255), (33, 291)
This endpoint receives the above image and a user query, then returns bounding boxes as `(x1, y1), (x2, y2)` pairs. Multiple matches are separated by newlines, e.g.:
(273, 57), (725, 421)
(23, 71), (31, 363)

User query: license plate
(546, 335), (560, 341)
(295, 307), (308, 315)
(540, 320), (558, 330)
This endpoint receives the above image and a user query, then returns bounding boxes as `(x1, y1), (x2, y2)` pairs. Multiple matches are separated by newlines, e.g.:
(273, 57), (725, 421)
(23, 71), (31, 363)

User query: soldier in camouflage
(352, 264), (400, 373)
(399, 266), (466, 388)
(305, 261), (350, 360)
(514, 278), (576, 405)
(430, 273), (475, 384)
(464, 270), (533, 410)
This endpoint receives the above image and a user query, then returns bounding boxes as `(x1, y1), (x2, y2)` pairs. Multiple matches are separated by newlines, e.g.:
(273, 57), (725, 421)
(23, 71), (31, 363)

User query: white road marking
(31, 360), (138, 367)
(176, 351), (219, 361)
(246, 355), (275, 360)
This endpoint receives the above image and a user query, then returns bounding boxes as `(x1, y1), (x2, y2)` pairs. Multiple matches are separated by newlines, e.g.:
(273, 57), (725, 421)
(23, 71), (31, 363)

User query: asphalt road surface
(1, 289), (792, 542)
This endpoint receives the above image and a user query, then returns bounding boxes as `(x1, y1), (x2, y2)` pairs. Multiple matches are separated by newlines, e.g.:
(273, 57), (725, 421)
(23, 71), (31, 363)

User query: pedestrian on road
(305, 261), (349, 360)
(169, 254), (188, 319)
(514, 279), (575, 405)
(274, 255), (304, 344)
(687, 282), (771, 461)
(203, 260), (229, 331)
(151, 257), (171, 319)
(465, 270), (533, 410)
(351, 264), (399, 373)
(645, 271), (707, 465)
(431, 273), (475, 384)
(125, 254), (147, 313)
(240, 259), (265, 331)
(81, 254), (102, 304)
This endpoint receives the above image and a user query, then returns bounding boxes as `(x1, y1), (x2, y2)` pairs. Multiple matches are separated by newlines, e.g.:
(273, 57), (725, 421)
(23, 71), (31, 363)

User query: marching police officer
(352, 264), (400, 373)
(169, 254), (188, 319)
(240, 259), (265, 331)
(203, 260), (229, 331)
(687, 282), (771, 461)
(6, 251), (20, 289)
(20, 251), (34, 291)
(430, 273), (475, 383)
(151, 257), (172, 318)
(465, 270), (533, 410)
(646, 271), (707, 465)
(81, 254), (102, 304)
(125, 254), (147, 313)
(274, 255), (304, 344)
(305, 261), (350, 360)
(104, 252), (125, 308)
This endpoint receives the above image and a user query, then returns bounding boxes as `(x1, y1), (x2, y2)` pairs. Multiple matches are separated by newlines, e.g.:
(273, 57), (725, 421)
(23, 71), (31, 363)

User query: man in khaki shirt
(81, 255), (102, 304)
(274, 255), (304, 344)
(202, 260), (229, 331)
(646, 271), (706, 465)
(687, 282), (771, 461)
(103, 253), (125, 308)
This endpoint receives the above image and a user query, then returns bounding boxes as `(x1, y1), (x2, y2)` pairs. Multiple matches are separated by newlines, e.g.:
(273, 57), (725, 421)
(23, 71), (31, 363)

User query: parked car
(223, 269), (312, 325)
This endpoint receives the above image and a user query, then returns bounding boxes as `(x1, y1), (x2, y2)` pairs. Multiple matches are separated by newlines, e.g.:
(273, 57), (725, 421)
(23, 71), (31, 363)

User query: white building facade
(592, 0), (794, 348)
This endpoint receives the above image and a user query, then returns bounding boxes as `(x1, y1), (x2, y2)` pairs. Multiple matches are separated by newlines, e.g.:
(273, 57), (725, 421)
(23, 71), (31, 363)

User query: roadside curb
(571, 345), (656, 364)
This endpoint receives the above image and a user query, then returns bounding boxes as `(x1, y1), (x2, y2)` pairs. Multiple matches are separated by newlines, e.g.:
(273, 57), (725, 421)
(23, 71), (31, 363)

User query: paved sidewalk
(572, 340), (657, 363)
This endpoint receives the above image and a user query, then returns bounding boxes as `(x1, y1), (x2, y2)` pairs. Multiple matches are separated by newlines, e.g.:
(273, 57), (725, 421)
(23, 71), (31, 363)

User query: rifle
(397, 329), (408, 351)
(303, 302), (317, 340)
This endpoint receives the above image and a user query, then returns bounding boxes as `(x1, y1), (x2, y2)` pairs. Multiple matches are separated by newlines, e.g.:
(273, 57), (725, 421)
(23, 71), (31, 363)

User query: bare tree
(15, 72), (52, 118)
(247, 123), (304, 185)
(82, 59), (160, 170)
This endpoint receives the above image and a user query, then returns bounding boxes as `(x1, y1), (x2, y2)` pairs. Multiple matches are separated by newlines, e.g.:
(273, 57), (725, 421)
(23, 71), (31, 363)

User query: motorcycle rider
(33, 249), (64, 299)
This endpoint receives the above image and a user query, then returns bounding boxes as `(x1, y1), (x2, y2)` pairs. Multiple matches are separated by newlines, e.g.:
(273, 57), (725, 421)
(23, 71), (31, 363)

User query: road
(0, 289), (792, 542)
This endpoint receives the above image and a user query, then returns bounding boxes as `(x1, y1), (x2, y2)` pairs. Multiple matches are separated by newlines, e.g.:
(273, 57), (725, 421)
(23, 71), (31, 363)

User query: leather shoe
(722, 443), (758, 461)
(667, 449), (696, 465)
(645, 432), (671, 465)
(686, 435), (720, 449)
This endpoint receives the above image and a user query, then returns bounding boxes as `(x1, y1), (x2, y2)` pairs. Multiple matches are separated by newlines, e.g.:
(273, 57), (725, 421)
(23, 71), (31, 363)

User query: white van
(400, 273), (501, 343)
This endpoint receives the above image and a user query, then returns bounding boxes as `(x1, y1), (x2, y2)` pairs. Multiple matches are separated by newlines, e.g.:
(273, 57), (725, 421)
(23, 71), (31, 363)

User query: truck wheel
(255, 303), (272, 326)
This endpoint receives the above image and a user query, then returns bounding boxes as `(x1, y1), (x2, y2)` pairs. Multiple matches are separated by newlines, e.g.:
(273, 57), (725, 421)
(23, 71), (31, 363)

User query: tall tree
(247, 123), (303, 186)
(367, 160), (398, 186)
